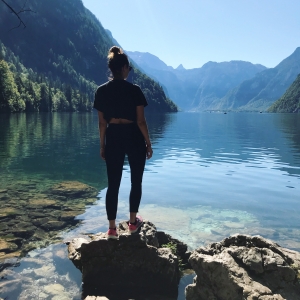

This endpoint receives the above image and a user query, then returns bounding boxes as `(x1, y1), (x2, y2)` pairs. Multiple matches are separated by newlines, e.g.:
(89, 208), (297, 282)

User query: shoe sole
(107, 235), (118, 240)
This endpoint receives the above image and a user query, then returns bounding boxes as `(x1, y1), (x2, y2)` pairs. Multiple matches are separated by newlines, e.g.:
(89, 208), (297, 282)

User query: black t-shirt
(93, 80), (148, 123)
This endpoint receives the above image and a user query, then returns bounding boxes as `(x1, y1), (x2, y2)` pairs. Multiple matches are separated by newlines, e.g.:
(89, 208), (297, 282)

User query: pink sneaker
(107, 228), (118, 239)
(128, 216), (143, 233)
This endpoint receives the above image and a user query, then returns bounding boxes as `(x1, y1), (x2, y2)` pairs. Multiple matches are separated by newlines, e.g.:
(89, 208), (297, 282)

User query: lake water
(0, 111), (300, 299)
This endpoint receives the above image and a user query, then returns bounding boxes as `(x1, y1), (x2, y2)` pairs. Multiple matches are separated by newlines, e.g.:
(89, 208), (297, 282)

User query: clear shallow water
(0, 111), (300, 299)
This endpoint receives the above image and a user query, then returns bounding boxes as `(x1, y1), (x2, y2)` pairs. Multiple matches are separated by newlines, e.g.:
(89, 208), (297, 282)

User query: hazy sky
(82, 0), (300, 69)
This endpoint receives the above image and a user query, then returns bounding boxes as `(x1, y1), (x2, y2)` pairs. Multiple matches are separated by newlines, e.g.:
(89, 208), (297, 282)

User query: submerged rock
(48, 181), (96, 199)
(0, 180), (97, 267)
(185, 234), (300, 300)
(67, 220), (190, 299)
(0, 239), (18, 252)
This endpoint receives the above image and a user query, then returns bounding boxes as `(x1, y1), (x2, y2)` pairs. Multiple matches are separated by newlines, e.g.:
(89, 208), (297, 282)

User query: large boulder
(186, 234), (300, 300)
(67, 220), (190, 299)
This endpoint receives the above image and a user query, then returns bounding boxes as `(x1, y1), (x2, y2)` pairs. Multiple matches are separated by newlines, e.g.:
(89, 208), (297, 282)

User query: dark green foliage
(268, 74), (300, 113)
(0, 59), (25, 112)
(0, 42), (92, 112)
(0, 0), (177, 113)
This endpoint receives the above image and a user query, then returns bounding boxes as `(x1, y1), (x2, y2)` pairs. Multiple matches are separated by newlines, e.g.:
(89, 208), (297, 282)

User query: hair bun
(107, 46), (129, 77)
(109, 46), (123, 56)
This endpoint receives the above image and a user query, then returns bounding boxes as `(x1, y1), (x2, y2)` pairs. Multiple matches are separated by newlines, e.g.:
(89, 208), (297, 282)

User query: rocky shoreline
(68, 221), (300, 300)
(187, 234), (300, 300)
(68, 220), (191, 300)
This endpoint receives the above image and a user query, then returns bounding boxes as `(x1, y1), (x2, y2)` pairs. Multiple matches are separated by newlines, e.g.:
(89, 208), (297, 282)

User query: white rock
(44, 283), (65, 295)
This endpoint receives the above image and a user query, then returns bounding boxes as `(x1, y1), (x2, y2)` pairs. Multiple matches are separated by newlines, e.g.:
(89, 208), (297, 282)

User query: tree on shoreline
(0, 60), (25, 112)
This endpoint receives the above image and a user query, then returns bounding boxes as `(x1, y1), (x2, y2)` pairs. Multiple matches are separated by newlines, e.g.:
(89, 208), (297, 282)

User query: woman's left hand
(146, 145), (153, 159)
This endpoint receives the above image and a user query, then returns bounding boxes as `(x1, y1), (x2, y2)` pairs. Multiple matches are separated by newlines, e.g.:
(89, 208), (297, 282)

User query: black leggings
(105, 123), (146, 220)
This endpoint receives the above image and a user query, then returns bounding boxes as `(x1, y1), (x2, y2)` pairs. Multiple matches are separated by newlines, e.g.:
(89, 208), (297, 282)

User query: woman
(93, 46), (153, 239)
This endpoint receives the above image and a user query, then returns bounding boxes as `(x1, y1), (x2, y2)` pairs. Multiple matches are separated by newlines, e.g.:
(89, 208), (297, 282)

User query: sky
(81, 0), (300, 70)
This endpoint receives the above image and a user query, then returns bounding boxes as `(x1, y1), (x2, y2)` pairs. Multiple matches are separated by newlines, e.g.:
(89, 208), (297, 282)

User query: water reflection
(0, 113), (107, 187)
(274, 113), (300, 173)
(0, 112), (174, 187)
(2, 243), (82, 299)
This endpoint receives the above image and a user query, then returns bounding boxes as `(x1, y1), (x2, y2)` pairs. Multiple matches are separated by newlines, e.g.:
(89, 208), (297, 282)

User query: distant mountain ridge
(189, 60), (267, 111)
(128, 48), (300, 112)
(218, 47), (300, 111)
(127, 51), (266, 110)
(128, 51), (174, 72)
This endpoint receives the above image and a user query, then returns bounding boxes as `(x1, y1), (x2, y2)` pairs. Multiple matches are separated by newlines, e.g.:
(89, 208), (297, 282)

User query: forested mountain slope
(0, 0), (177, 112)
(268, 74), (300, 113)
(189, 61), (266, 111)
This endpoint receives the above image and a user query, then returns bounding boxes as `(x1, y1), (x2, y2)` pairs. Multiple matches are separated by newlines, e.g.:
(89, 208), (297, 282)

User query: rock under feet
(68, 220), (191, 299)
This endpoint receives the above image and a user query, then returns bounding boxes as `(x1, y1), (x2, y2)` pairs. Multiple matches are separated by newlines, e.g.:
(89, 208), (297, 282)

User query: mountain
(126, 51), (266, 110)
(0, 0), (177, 113)
(219, 47), (300, 111)
(128, 51), (173, 72)
(176, 64), (185, 70)
(268, 74), (300, 113)
(189, 61), (267, 111)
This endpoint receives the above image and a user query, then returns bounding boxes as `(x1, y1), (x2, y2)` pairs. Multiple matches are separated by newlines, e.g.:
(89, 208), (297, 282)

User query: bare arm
(136, 105), (153, 159)
(97, 111), (107, 160)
